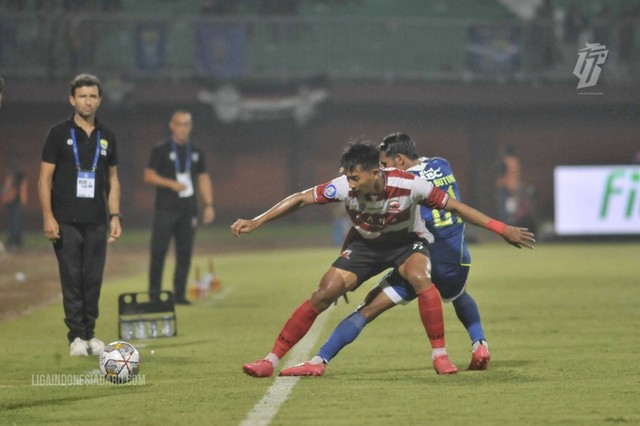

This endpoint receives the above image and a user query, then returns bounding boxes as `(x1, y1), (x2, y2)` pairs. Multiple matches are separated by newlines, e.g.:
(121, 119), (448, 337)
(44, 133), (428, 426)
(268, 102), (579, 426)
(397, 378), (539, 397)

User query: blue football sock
(452, 292), (486, 344)
(317, 311), (367, 363)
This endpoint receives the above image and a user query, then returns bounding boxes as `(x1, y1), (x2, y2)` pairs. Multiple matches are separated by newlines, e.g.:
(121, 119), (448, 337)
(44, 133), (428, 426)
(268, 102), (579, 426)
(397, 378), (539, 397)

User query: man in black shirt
(145, 110), (215, 305)
(38, 74), (122, 356)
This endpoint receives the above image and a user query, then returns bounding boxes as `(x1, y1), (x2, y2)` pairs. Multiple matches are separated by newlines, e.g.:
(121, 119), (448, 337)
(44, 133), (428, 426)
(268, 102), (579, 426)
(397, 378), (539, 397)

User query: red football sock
(272, 300), (320, 359)
(416, 285), (445, 349)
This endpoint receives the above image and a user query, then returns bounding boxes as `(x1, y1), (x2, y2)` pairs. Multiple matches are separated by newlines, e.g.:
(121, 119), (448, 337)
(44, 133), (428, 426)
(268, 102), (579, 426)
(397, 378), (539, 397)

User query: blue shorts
(378, 262), (470, 304)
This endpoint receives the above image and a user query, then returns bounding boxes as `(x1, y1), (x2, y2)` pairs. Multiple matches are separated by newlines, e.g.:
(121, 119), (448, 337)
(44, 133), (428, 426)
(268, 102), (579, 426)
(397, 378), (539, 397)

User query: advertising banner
(554, 166), (640, 235)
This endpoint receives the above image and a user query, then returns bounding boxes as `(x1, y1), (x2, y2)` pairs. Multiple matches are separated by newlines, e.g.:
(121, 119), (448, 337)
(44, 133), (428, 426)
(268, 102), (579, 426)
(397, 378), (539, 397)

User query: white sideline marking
(240, 306), (334, 426)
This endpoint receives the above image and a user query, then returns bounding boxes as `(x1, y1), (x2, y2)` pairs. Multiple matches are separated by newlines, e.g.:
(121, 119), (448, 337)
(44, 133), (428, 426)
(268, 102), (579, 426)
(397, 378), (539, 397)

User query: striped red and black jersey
(312, 168), (449, 243)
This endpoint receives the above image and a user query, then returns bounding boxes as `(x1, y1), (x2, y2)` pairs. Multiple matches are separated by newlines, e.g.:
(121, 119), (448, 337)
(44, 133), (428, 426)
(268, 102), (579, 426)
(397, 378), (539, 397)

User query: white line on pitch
(240, 306), (334, 426)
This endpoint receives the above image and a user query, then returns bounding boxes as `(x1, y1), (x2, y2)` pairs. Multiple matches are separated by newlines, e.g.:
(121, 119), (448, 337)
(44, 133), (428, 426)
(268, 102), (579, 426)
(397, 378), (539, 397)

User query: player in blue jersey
(280, 132), (503, 376)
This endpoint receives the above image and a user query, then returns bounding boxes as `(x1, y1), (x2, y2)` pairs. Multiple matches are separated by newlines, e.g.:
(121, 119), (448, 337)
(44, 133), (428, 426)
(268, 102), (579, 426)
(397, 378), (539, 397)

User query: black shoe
(174, 298), (191, 305)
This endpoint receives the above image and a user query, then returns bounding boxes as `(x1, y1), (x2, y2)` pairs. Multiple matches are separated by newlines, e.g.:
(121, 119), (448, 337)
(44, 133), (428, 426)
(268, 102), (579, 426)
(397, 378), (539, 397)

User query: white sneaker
(87, 338), (105, 355)
(69, 337), (89, 356)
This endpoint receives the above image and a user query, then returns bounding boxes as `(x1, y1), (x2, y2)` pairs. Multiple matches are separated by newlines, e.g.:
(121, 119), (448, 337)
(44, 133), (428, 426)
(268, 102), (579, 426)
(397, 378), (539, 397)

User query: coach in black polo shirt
(38, 74), (122, 356)
(144, 110), (215, 305)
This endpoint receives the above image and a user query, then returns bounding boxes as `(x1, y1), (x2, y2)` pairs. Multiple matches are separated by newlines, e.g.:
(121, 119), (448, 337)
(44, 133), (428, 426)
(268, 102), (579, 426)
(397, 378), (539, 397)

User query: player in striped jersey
(280, 133), (512, 377)
(231, 141), (535, 378)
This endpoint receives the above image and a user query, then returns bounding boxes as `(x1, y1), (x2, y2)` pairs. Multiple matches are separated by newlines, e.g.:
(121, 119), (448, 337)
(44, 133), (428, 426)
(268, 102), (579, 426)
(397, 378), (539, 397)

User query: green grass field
(1, 240), (639, 425)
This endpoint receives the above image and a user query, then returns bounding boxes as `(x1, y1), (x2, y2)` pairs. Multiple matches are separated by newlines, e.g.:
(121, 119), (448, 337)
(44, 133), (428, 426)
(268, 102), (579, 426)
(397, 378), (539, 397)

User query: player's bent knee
(309, 289), (338, 311)
(358, 305), (382, 322)
(310, 278), (346, 311)
(406, 272), (432, 290)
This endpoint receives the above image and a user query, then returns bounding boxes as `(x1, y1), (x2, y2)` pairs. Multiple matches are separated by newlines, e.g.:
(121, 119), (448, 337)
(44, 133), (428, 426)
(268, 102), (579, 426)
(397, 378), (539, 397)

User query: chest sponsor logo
(100, 139), (108, 149)
(420, 167), (443, 181)
(356, 213), (386, 230)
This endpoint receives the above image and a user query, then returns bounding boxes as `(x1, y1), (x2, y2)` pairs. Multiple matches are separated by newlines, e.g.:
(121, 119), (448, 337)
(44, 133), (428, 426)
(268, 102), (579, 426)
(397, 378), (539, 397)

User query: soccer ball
(98, 341), (141, 384)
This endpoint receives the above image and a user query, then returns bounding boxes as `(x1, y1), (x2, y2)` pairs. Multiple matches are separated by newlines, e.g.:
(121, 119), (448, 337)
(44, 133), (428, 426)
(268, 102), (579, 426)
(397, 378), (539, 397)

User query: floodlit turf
(1, 242), (639, 425)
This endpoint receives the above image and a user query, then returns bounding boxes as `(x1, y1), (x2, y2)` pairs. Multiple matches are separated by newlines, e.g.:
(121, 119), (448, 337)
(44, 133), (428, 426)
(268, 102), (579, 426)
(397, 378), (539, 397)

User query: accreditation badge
(176, 172), (194, 198)
(77, 171), (96, 198)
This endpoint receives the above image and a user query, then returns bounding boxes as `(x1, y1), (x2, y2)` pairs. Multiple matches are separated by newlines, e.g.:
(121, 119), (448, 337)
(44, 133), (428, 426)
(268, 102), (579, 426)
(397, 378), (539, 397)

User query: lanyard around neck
(70, 128), (101, 172)
(171, 141), (191, 173)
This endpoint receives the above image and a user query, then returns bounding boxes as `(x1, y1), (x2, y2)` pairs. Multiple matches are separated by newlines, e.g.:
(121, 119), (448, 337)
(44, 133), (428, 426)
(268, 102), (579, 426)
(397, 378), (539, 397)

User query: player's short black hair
(340, 140), (380, 172)
(69, 73), (102, 96)
(379, 132), (420, 160)
(0, 76), (4, 93)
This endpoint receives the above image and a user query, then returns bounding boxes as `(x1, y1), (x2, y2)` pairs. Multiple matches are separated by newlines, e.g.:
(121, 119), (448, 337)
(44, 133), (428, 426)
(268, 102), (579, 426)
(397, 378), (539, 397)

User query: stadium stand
(1, 0), (638, 82)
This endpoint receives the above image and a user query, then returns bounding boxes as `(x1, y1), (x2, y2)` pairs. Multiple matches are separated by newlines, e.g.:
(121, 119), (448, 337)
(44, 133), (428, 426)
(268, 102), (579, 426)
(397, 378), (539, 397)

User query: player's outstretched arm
(230, 189), (316, 237)
(444, 197), (536, 249)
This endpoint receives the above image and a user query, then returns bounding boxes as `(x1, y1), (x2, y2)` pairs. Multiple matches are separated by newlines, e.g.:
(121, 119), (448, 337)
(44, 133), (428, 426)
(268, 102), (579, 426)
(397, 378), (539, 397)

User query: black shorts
(331, 234), (431, 289)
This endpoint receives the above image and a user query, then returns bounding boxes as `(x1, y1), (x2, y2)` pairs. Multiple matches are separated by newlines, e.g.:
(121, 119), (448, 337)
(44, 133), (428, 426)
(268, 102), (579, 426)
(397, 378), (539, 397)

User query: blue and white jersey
(407, 157), (471, 266)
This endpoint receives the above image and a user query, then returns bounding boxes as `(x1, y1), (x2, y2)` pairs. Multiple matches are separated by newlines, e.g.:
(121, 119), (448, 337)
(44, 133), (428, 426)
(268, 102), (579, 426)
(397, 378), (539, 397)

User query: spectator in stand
(2, 154), (28, 249)
(495, 144), (521, 225)
(618, 2), (639, 73)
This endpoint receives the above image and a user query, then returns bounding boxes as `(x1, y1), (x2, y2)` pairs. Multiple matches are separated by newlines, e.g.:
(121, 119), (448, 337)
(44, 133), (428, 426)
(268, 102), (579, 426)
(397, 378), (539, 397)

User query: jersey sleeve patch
(324, 184), (337, 199)
(313, 176), (348, 204)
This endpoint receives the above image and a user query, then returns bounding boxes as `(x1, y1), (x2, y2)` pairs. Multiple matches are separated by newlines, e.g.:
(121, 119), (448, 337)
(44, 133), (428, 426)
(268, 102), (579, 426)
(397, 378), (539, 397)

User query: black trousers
(6, 202), (24, 248)
(53, 222), (107, 343)
(149, 209), (196, 300)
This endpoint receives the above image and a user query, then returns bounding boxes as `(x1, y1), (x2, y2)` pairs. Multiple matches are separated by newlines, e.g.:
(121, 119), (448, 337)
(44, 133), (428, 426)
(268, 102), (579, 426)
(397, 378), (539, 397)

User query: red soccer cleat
(243, 359), (275, 378)
(433, 355), (458, 375)
(468, 342), (490, 371)
(279, 361), (325, 377)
